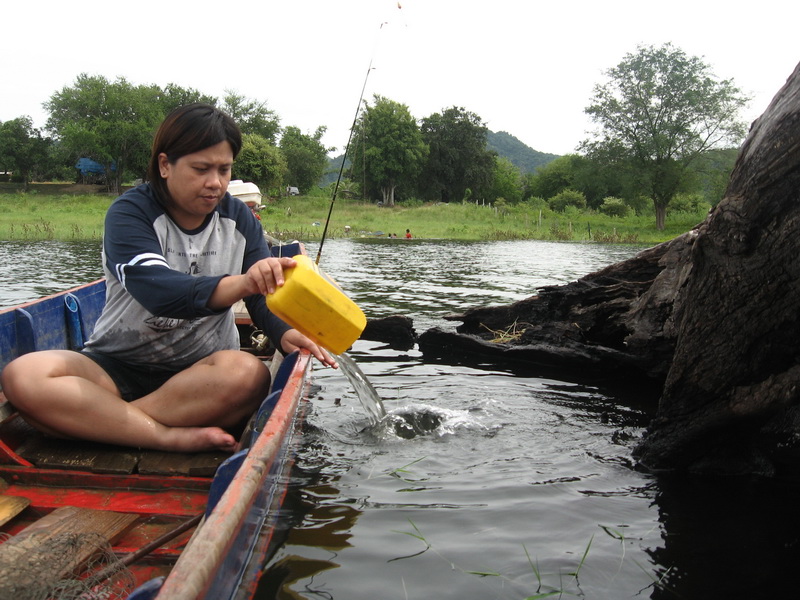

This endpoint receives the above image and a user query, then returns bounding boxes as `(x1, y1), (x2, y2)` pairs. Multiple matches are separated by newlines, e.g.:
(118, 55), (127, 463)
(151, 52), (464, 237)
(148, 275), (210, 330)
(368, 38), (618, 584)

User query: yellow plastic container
(266, 255), (366, 355)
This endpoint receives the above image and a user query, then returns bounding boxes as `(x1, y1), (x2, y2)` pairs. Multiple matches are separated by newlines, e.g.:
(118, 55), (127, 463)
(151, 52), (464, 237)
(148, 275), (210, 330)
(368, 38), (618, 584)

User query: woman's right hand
(244, 256), (297, 296)
(209, 256), (298, 310)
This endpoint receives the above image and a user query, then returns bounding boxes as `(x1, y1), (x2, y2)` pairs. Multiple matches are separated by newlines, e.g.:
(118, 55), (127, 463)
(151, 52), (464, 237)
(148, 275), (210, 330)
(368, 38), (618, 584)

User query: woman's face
(158, 140), (233, 229)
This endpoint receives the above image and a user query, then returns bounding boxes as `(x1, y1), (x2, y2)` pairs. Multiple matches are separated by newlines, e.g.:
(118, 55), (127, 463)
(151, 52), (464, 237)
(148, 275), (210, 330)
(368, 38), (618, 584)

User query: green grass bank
(0, 185), (706, 244)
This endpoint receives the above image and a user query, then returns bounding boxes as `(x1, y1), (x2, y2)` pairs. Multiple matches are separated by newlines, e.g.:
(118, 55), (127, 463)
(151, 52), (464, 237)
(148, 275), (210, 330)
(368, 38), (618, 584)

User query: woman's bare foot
(161, 425), (238, 453)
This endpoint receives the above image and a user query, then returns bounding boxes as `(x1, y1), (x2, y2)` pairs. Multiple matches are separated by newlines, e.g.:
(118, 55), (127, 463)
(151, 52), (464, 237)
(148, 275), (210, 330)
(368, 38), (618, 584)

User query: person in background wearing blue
(1, 104), (336, 453)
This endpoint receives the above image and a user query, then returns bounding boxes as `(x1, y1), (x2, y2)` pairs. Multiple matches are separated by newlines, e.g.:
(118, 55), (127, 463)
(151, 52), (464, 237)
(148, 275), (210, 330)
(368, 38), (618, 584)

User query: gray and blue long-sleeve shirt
(84, 183), (291, 369)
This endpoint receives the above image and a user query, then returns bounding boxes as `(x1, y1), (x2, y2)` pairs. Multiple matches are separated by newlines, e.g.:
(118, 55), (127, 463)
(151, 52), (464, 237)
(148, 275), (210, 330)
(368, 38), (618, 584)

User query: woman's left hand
(280, 329), (338, 368)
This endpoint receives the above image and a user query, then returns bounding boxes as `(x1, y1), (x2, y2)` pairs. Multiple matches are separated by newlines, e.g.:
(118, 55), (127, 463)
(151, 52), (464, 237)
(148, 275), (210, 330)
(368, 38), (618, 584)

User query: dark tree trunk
(654, 201), (666, 230)
(418, 62), (800, 477)
(635, 62), (800, 476)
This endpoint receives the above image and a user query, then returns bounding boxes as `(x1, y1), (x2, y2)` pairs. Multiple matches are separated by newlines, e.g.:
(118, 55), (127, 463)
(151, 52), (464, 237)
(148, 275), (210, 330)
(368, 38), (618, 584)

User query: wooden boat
(0, 277), (312, 599)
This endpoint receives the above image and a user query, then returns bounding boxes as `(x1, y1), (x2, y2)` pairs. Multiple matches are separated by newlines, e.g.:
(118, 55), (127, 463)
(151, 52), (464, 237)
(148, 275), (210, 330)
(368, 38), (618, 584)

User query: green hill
(487, 130), (559, 173)
(322, 130), (559, 186)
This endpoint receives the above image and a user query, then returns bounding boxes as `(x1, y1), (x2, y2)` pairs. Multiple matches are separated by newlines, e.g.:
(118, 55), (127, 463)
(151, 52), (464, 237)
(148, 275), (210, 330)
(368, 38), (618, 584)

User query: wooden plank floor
(16, 435), (228, 477)
(19, 436), (141, 474)
(0, 408), (227, 477)
(0, 495), (30, 527)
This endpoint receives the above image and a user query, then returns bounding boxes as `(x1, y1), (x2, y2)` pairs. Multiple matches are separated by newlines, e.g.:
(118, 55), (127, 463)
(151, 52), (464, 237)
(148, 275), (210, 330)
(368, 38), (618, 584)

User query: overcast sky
(2, 0), (798, 156)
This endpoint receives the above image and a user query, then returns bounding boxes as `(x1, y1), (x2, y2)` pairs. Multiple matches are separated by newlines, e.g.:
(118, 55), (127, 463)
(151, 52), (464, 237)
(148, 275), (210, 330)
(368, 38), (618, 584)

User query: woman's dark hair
(147, 103), (242, 204)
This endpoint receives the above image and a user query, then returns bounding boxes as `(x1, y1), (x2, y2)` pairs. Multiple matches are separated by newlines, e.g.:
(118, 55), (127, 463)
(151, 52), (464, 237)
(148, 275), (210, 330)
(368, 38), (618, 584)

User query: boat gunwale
(155, 349), (311, 599)
(0, 279), (103, 316)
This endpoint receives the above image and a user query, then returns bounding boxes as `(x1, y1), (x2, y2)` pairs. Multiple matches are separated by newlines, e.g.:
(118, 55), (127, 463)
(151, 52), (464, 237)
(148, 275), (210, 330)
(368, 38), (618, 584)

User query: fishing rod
(315, 22), (388, 266)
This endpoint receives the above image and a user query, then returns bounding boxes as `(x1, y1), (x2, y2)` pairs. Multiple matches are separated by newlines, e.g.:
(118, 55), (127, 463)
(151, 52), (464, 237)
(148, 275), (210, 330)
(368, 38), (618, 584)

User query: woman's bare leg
(0, 349), (269, 452)
(131, 350), (270, 429)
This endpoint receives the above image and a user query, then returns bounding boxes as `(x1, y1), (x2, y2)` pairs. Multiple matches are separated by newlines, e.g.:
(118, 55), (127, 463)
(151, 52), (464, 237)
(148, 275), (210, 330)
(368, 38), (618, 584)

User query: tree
(526, 154), (579, 200)
(526, 153), (645, 210)
(349, 96), (427, 206)
(548, 189), (587, 212)
(687, 148), (739, 207)
(599, 196), (630, 218)
(45, 74), (165, 192)
(235, 133), (287, 195)
(419, 106), (495, 203)
(157, 84), (216, 116)
(488, 156), (524, 204)
(581, 43), (749, 229)
(222, 91), (281, 143)
(0, 116), (51, 190)
(279, 126), (331, 194)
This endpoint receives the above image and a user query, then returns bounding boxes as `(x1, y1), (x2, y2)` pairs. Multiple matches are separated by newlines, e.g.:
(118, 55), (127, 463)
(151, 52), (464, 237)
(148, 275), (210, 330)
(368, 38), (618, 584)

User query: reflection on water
(6, 238), (797, 599)
(312, 238), (640, 332)
(263, 345), (660, 600)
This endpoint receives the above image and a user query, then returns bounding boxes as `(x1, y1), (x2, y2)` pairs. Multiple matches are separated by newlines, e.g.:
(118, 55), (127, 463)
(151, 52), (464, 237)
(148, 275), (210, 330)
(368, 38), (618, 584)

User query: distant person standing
(405, 229), (412, 239)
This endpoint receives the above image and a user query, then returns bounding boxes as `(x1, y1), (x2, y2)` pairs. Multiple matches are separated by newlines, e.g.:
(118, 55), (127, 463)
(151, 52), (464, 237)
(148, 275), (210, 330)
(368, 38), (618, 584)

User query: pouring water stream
(333, 353), (453, 439)
(334, 353), (387, 425)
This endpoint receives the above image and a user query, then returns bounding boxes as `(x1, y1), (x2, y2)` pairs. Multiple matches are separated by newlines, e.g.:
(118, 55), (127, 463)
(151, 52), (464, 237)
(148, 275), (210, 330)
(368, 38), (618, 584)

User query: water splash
(385, 404), (490, 439)
(334, 354), (488, 439)
(387, 407), (443, 439)
(335, 352), (387, 426)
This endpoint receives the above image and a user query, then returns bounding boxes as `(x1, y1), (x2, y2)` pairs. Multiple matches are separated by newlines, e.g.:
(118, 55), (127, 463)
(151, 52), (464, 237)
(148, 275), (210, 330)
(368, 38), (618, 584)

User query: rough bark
(635, 62), (800, 476)
(418, 62), (800, 477)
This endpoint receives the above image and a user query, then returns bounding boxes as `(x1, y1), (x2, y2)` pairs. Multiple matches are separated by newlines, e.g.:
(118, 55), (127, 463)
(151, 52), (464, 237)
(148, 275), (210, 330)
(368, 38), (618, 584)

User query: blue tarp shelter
(75, 158), (110, 175)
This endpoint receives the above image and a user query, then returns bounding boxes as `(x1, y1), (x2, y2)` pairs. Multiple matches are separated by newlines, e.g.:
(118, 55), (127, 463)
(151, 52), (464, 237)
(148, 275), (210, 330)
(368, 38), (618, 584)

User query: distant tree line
(343, 43), (749, 230)
(0, 43), (750, 229)
(0, 74), (330, 197)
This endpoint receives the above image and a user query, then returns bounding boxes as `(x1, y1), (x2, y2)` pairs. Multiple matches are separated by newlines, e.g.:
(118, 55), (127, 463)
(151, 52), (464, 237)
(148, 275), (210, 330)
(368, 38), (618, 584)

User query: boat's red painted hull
(0, 279), (310, 599)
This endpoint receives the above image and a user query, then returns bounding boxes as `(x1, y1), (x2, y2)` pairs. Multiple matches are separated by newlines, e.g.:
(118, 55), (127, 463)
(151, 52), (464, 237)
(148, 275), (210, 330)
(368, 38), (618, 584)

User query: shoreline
(0, 187), (702, 245)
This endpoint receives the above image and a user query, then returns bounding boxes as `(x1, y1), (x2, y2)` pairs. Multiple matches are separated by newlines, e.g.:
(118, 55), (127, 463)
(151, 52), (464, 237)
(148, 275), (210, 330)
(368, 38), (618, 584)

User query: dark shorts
(80, 350), (183, 401)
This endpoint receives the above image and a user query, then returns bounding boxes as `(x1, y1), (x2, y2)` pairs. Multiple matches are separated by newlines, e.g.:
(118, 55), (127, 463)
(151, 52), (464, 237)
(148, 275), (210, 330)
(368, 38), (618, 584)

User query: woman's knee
(211, 351), (271, 395)
(1, 353), (46, 404)
(1, 351), (113, 411)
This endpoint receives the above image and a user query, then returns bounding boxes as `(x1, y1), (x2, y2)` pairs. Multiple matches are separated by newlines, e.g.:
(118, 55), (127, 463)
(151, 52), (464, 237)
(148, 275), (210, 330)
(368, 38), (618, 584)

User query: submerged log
(361, 315), (417, 350)
(419, 62), (800, 477)
(419, 231), (695, 385)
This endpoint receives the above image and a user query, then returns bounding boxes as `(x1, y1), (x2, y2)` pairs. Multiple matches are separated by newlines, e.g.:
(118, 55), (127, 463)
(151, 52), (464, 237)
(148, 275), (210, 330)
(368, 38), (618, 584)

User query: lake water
(0, 240), (103, 308)
(2, 238), (799, 599)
